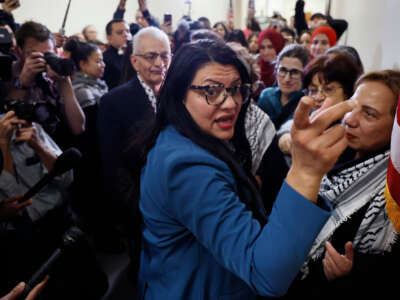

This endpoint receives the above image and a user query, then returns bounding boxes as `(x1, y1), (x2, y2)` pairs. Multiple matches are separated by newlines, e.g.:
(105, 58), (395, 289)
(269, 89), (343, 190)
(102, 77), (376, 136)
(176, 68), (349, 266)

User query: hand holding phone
(164, 14), (172, 26)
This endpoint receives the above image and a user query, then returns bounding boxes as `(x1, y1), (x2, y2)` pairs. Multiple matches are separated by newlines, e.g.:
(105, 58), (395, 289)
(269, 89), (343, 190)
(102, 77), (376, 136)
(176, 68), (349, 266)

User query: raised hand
(1, 0), (20, 14)
(0, 111), (26, 146)
(19, 52), (46, 87)
(286, 96), (356, 202)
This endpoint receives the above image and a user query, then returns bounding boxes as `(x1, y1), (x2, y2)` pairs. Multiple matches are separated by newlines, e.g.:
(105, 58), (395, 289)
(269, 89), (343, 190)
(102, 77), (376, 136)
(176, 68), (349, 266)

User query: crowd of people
(0, 0), (399, 299)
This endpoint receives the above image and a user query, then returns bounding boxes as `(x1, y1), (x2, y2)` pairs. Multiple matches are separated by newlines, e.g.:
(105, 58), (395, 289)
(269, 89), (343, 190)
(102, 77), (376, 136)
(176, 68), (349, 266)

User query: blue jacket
(138, 126), (331, 299)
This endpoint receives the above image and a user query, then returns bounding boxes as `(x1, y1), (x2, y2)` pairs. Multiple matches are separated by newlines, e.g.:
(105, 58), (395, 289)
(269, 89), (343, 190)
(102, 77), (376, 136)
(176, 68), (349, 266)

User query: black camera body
(0, 100), (38, 122)
(43, 52), (75, 76)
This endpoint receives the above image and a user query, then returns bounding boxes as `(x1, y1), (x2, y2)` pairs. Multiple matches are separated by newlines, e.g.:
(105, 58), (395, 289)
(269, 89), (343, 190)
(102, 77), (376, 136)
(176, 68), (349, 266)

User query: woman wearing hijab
(257, 29), (284, 88)
(310, 25), (337, 59)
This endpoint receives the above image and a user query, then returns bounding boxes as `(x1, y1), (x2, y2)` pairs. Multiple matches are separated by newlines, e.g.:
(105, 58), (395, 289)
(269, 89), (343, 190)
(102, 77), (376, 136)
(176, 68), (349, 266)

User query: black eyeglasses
(135, 52), (172, 63)
(188, 83), (252, 106)
(277, 66), (303, 79)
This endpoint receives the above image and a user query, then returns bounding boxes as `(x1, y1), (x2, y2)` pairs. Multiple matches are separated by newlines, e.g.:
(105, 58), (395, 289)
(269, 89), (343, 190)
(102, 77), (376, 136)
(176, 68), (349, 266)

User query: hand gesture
(1, 0), (20, 14)
(0, 111), (26, 146)
(0, 276), (49, 300)
(286, 96), (356, 201)
(19, 52), (46, 87)
(15, 124), (45, 152)
(118, 0), (127, 10)
(138, 0), (147, 11)
(52, 32), (67, 49)
(0, 194), (32, 220)
(323, 241), (354, 281)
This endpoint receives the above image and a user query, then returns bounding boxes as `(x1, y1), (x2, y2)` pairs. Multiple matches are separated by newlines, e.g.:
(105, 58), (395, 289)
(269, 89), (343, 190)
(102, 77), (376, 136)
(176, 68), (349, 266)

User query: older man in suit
(96, 26), (171, 250)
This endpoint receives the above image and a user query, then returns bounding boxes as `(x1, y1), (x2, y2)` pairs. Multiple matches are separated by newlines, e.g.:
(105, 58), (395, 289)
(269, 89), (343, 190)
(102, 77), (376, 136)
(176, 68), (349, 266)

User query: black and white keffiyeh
(301, 150), (399, 279)
(138, 74), (157, 113)
(244, 102), (276, 174)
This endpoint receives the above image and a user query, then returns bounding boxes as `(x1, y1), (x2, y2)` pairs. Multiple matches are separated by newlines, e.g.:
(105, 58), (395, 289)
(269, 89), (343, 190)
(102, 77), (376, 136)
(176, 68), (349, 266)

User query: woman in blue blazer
(121, 39), (355, 299)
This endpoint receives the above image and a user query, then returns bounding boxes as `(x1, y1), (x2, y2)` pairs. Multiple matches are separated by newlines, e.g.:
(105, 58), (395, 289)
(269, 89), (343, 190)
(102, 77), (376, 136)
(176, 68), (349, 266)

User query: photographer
(0, 109), (74, 295)
(6, 21), (85, 150)
(0, 110), (73, 222)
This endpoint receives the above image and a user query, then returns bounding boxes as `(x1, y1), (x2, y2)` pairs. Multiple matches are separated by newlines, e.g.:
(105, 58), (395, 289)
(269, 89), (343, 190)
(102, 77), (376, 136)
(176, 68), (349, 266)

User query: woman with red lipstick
(281, 70), (400, 299)
(120, 39), (356, 299)
(258, 43), (310, 130)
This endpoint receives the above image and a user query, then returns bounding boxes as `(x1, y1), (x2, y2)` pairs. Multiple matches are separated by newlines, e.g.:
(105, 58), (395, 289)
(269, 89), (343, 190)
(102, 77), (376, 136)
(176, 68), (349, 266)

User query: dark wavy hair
(303, 53), (360, 99)
(121, 39), (267, 278)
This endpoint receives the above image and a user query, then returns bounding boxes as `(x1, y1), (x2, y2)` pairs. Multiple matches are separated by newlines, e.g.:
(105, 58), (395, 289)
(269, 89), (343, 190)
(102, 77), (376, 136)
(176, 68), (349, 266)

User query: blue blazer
(138, 126), (331, 299)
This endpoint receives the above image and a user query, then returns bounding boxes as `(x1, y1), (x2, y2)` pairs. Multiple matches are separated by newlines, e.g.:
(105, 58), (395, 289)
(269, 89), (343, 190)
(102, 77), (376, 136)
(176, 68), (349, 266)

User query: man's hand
(1, 0), (20, 14)
(19, 52), (46, 87)
(0, 276), (49, 300)
(0, 111), (26, 146)
(15, 124), (44, 152)
(52, 32), (67, 49)
(323, 241), (354, 281)
(0, 194), (32, 220)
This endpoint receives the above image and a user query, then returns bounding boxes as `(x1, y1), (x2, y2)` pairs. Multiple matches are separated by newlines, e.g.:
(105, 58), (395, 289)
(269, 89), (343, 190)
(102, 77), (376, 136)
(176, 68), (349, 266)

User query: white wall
(12, 0), (231, 42)
(332, 0), (400, 72)
(11, 0), (400, 72)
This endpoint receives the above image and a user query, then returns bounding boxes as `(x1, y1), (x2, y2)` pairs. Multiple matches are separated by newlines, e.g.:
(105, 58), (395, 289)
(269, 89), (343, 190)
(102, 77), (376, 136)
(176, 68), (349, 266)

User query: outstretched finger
(310, 99), (356, 134)
(292, 96), (314, 130)
(310, 96), (336, 120)
(2, 282), (25, 300)
(26, 276), (49, 300)
(316, 124), (346, 149)
(344, 241), (354, 261)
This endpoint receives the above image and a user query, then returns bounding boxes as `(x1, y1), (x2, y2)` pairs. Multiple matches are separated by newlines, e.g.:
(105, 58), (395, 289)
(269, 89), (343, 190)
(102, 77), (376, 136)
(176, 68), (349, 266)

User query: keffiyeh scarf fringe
(301, 150), (398, 279)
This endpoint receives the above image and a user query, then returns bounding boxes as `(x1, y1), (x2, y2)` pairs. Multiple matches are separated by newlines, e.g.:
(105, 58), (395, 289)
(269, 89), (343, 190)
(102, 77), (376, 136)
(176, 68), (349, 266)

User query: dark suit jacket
(102, 45), (124, 90)
(97, 76), (154, 197)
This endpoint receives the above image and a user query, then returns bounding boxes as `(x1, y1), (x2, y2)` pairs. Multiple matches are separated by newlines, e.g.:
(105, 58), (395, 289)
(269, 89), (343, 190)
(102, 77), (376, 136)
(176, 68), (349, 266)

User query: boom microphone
(18, 148), (81, 203)
(17, 226), (85, 299)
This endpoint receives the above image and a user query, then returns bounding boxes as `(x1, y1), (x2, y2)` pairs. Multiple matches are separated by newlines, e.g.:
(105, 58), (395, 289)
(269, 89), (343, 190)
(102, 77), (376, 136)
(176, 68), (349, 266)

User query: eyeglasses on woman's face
(277, 66), (303, 79)
(307, 84), (343, 98)
(188, 83), (252, 106)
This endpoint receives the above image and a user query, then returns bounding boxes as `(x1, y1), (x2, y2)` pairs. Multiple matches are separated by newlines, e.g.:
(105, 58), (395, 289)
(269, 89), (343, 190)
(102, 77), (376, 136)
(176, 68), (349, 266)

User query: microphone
(17, 226), (85, 299)
(18, 148), (81, 203)
(59, 0), (72, 35)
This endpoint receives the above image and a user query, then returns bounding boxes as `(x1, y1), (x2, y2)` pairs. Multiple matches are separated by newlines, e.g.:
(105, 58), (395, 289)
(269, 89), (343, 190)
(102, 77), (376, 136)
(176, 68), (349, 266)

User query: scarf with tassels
(300, 150), (399, 279)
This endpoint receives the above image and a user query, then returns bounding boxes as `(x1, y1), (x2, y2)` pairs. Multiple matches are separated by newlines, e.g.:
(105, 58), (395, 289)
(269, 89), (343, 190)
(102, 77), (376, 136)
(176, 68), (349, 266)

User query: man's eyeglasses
(307, 85), (342, 98)
(189, 83), (252, 106)
(277, 66), (303, 79)
(135, 52), (172, 63)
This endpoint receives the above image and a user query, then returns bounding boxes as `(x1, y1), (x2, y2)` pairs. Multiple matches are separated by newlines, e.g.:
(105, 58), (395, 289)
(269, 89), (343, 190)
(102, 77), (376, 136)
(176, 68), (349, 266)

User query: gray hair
(132, 26), (170, 55)
(276, 43), (310, 68)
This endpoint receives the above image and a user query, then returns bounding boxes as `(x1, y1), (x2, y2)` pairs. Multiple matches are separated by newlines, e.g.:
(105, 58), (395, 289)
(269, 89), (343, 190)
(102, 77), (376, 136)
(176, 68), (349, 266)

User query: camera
(0, 100), (39, 122)
(43, 52), (75, 76)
